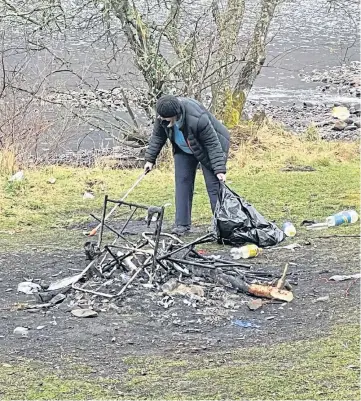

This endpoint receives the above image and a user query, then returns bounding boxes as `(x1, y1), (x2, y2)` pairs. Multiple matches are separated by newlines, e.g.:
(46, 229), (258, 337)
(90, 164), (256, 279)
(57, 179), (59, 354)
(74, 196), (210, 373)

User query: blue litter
(232, 319), (260, 328)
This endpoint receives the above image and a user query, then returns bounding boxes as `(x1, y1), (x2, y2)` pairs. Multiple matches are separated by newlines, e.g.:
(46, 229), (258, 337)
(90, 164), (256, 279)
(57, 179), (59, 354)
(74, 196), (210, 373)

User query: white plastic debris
(14, 327), (29, 337)
(47, 177), (56, 184)
(306, 222), (328, 230)
(9, 171), (24, 182)
(71, 309), (98, 318)
(17, 282), (41, 295)
(313, 295), (330, 303)
(332, 106), (350, 121)
(329, 273), (361, 282)
(83, 191), (95, 200)
(48, 274), (81, 291)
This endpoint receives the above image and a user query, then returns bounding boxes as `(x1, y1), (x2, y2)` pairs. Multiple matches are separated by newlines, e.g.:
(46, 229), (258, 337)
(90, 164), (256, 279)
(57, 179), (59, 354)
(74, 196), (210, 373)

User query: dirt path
(0, 233), (359, 374)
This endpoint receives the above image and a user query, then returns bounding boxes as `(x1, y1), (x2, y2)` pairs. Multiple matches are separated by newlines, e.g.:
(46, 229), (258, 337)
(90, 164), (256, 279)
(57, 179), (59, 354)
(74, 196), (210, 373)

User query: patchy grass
(121, 325), (360, 400)
(0, 124), (359, 239)
(0, 361), (115, 400)
(1, 325), (359, 400)
(0, 162), (359, 234)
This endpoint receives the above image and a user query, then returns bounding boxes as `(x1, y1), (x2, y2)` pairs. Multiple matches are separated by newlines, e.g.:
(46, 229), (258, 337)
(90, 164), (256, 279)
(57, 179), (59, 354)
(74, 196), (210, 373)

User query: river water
(3, 0), (360, 151)
(249, 0), (360, 104)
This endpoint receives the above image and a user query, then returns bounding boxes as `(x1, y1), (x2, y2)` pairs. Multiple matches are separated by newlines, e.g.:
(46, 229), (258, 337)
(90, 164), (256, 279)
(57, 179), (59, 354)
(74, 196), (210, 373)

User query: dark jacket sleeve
(197, 113), (227, 174)
(144, 119), (168, 164)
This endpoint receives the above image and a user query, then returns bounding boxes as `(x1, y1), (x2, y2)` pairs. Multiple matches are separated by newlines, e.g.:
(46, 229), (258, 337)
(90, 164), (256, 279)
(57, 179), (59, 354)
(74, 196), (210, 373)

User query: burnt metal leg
(97, 195), (108, 249)
(151, 206), (165, 272)
(158, 233), (214, 261)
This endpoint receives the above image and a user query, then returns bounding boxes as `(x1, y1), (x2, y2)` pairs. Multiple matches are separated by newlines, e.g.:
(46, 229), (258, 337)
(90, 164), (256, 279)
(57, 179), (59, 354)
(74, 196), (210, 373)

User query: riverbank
(246, 61), (361, 141)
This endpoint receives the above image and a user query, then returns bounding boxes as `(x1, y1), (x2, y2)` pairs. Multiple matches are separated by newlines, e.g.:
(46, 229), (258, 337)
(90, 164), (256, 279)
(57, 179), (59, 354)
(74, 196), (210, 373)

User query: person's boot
(171, 225), (191, 236)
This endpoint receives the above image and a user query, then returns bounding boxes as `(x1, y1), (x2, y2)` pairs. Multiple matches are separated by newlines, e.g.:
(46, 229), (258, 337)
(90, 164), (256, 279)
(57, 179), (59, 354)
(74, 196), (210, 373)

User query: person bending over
(144, 95), (230, 235)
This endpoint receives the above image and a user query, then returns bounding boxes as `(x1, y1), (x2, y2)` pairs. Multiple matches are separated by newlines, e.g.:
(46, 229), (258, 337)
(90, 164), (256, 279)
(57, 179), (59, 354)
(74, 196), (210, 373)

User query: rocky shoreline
(37, 63), (360, 167)
(245, 61), (361, 141)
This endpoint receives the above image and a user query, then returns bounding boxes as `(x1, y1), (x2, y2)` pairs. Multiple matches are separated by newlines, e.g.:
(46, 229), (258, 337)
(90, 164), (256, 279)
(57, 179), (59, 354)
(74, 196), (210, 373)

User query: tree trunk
(223, 0), (280, 126)
(210, 0), (245, 117)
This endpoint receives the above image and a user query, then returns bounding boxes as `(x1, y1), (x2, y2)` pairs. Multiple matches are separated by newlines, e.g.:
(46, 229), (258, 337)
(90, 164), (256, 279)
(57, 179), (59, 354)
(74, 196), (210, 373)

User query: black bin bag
(212, 184), (285, 247)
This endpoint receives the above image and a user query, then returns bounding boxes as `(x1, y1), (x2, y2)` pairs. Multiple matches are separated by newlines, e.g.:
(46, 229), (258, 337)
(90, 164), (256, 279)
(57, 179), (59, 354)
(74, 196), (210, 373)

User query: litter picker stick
(88, 172), (146, 236)
(277, 263), (289, 290)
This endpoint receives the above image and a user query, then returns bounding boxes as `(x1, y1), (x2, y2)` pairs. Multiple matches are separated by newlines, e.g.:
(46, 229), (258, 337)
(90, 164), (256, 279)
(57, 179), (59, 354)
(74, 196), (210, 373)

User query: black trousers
(174, 151), (220, 226)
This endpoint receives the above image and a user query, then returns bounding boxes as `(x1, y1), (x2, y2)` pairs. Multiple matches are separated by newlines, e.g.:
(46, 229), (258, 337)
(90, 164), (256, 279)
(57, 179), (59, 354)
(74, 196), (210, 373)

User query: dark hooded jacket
(145, 97), (230, 174)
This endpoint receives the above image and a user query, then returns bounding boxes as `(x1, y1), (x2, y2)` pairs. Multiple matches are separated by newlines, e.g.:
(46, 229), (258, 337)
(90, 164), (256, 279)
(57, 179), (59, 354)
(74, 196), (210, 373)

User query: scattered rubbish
(48, 274), (81, 291)
(306, 222), (329, 230)
(13, 327), (29, 337)
(247, 299), (264, 311)
(83, 191), (95, 200)
(183, 299), (197, 308)
(36, 326), (45, 330)
(34, 292), (54, 303)
(223, 300), (237, 309)
(2, 363), (12, 368)
(158, 295), (174, 309)
(51, 271), (63, 278)
(274, 243), (302, 251)
(14, 195), (297, 317)
(9, 171), (24, 182)
(213, 184), (285, 247)
(332, 106), (350, 120)
(162, 278), (178, 293)
(71, 309), (98, 318)
(265, 316), (275, 320)
(5, 288), (12, 292)
(243, 264), (294, 302)
(47, 177), (56, 184)
(313, 295), (330, 303)
(283, 222), (296, 237)
(17, 282), (41, 295)
(168, 284), (204, 298)
(329, 273), (361, 282)
(347, 365), (360, 370)
(326, 210), (359, 227)
(230, 244), (260, 259)
(49, 293), (66, 304)
(301, 219), (317, 226)
(232, 320), (260, 328)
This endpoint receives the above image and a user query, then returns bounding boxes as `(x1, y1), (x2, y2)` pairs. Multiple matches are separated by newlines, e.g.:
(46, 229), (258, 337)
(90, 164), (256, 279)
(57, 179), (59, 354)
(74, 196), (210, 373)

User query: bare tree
(0, 0), (282, 153)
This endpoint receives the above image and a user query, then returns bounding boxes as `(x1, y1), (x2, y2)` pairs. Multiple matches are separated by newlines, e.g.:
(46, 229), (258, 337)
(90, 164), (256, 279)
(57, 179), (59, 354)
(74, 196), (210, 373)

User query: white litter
(48, 274), (81, 291)
(9, 171), (24, 182)
(14, 327), (29, 337)
(329, 273), (361, 282)
(17, 282), (41, 295)
(83, 191), (95, 199)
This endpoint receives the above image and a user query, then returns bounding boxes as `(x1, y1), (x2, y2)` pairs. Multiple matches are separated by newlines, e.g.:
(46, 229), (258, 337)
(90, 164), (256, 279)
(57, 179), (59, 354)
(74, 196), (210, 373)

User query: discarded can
(231, 244), (260, 259)
(326, 210), (359, 227)
(282, 222), (296, 237)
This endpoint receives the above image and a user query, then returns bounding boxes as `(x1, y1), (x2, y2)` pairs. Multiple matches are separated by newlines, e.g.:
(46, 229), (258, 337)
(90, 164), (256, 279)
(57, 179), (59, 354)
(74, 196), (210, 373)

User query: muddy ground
(0, 228), (359, 377)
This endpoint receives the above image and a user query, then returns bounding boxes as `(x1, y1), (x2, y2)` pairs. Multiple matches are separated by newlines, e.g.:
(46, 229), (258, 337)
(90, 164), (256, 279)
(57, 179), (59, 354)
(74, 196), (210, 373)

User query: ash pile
(20, 197), (295, 316)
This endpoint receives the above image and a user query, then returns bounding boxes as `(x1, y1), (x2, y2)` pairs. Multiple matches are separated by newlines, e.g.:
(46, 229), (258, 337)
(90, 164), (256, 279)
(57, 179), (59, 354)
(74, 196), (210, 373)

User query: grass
(0, 123), (359, 238)
(121, 325), (360, 400)
(1, 325), (359, 400)
(0, 361), (115, 400)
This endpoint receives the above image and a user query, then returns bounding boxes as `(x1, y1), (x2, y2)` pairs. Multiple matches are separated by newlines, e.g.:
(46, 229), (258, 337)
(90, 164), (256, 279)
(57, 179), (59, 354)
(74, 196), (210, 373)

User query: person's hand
(216, 173), (226, 182)
(144, 162), (154, 174)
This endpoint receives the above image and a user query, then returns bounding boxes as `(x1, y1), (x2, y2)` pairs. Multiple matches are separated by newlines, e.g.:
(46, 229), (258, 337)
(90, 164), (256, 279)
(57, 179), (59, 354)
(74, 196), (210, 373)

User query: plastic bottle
(230, 244), (260, 259)
(326, 210), (359, 227)
(283, 221), (296, 237)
